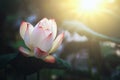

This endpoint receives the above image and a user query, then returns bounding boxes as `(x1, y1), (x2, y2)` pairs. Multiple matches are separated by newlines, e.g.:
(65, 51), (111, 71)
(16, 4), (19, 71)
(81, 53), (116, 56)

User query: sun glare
(79, 0), (104, 12)
(64, 0), (117, 26)
(81, 0), (102, 11)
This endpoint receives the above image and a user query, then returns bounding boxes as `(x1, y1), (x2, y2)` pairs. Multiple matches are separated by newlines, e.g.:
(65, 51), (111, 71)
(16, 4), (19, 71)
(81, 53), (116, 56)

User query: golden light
(80, 0), (103, 12)
(75, 0), (105, 13)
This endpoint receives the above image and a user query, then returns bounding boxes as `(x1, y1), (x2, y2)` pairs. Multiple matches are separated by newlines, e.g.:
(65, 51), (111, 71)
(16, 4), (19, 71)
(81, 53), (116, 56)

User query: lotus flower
(19, 18), (64, 63)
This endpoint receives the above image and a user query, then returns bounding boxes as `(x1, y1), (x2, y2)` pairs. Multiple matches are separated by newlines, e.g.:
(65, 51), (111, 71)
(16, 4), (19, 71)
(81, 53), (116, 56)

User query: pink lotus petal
(31, 26), (51, 49)
(44, 55), (55, 63)
(35, 18), (49, 29)
(39, 18), (57, 39)
(24, 24), (33, 49)
(40, 18), (49, 27)
(20, 22), (33, 39)
(19, 46), (33, 57)
(34, 47), (48, 58)
(34, 18), (57, 40)
(49, 19), (57, 40)
(49, 32), (64, 53)
(38, 33), (53, 52)
(20, 22), (27, 39)
(27, 23), (34, 36)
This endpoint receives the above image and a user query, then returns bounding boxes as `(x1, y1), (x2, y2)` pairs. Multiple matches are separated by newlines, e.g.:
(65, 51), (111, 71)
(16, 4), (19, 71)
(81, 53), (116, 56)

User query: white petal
(20, 22), (27, 39)
(31, 26), (51, 49)
(35, 18), (49, 29)
(40, 18), (49, 27)
(38, 33), (53, 52)
(24, 24), (34, 49)
(49, 19), (57, 40)
(20, 22), (33, 39)
(49, 32), (64, 53)
(28, 23), (34, 36)
(34, 18), (57, 40)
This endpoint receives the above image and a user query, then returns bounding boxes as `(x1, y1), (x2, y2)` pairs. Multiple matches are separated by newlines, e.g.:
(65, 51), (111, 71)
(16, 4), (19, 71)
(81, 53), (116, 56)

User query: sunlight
(81, 0), (101, 11)
(68, 0), (117, 30)
(80, 0), (103, 12)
